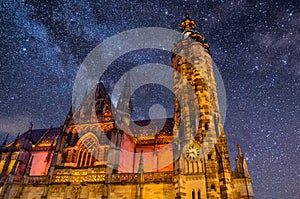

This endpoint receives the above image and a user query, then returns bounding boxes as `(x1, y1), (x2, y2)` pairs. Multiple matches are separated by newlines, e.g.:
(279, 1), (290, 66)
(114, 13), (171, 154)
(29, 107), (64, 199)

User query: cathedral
(0, 15), (254, 199)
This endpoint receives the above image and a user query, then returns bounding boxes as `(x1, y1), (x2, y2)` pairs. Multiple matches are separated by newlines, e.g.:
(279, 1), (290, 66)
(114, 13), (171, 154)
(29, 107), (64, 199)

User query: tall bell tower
(172, 14), (254, 199)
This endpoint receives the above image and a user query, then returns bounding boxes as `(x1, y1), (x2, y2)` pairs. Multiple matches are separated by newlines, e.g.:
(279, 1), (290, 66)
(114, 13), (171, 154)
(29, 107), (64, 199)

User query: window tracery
(76, 134), (99, 167)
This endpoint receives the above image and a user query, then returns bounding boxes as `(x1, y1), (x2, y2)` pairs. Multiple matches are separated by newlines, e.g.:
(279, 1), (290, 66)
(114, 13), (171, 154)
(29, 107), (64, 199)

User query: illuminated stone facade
(0, 15), (254, 199)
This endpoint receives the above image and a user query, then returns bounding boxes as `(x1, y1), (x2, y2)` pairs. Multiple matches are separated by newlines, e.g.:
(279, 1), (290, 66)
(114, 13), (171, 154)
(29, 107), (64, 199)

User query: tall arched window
(197, 190), (201, 199)
(192, 190), (195, 199)
(76, 134), (99, 167)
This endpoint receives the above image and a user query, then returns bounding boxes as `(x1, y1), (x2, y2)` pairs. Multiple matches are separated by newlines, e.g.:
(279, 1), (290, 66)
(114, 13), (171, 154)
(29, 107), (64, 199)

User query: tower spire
(13, 132), (20, 148)
(237, 143), (243, 156)
(137, 150), (144, 199)
(24, 123), (33, 150)
(180, 13), (197, 32)
(178, 13), (208, 49)
(116, 72), (133, 128)
(234, 144), (250, 177)
(29, 122), (33, 131)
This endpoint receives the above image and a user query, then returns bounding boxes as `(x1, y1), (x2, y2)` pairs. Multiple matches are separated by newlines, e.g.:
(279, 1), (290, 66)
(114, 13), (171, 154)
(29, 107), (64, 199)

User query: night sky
(0, 0), (299, 198)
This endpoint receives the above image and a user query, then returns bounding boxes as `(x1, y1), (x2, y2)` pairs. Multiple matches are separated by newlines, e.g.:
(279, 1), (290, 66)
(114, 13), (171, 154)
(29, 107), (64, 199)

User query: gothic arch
(75, 133), (99, 167)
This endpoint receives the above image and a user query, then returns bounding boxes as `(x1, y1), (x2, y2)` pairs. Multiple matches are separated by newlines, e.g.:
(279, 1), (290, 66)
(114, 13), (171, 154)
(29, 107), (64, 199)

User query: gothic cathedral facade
(0, 15), (254, 199)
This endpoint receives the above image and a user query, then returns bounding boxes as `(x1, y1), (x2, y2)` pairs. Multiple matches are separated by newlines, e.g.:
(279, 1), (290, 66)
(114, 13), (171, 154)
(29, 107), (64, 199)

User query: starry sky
(0, 0), (299, 198)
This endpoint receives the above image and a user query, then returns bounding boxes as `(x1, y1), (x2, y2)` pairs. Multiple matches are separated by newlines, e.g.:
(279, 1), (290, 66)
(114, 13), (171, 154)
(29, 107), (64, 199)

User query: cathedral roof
(6, 127), (61, 149)
(131, 118), (174, 137)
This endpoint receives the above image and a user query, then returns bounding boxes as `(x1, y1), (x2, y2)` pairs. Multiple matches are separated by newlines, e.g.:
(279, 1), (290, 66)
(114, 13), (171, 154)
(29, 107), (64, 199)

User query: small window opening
(205, 123), (209, 130)
(208, 154), (212, 160)
(211, 184), (216, 191)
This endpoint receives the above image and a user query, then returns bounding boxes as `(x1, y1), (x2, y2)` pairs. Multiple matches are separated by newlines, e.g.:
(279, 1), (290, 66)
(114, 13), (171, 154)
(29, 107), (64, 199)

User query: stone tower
(172, 14), (254, 199)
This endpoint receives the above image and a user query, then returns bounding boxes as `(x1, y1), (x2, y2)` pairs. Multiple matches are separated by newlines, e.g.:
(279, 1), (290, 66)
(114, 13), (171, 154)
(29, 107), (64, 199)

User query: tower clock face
(185, 145), (200, 160)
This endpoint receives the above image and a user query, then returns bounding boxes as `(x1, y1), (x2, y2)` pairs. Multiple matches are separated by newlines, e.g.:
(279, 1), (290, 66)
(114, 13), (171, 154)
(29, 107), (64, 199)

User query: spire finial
(185, 12), (190, 19)
(180, 13), (197, 32)
(29, 122), (33, 130)
(237, 144), (242, 156)
(116, 72), (133, 125)
(235, 144), (250, 178)
(11, 132), (20, 149)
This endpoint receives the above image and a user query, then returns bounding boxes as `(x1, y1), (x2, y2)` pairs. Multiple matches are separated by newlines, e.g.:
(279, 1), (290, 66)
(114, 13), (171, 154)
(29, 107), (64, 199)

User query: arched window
(76, 134), (99, 167)
(211, 184), (216, 191)
(192, 190), (195, 199)
(205, 123), (209, 130)
(197, 190), (201, 199)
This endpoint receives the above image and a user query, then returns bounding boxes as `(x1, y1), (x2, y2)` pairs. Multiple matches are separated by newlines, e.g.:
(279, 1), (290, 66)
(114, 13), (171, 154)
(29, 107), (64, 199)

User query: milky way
(0, 0), (299, 198)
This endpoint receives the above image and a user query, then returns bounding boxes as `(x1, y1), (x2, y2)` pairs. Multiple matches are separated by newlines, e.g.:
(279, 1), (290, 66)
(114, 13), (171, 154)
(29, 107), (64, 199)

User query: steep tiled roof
(6, 127), (61, 148)
(35, 127), (61, 147)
